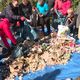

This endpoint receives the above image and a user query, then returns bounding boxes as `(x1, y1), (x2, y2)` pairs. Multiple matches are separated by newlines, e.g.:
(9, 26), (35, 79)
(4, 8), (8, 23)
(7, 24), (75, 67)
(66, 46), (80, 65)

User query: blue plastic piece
(15, 53), (80, 80)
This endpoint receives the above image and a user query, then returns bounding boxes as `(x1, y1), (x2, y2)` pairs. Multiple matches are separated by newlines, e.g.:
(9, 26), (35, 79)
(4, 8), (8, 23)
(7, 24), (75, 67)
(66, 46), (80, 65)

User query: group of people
(0, 0), (80, 58)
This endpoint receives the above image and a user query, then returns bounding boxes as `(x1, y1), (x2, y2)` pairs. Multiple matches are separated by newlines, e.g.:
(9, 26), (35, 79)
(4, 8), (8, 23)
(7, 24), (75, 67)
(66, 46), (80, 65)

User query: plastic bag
(11, 43), (23, 58)
(57, 25), (69, 36)
(24, 20), (39, 41)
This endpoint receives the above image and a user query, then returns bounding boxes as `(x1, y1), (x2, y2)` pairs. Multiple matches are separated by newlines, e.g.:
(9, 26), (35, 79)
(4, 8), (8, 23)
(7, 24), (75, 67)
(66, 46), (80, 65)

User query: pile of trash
(3, 32), (78, 79)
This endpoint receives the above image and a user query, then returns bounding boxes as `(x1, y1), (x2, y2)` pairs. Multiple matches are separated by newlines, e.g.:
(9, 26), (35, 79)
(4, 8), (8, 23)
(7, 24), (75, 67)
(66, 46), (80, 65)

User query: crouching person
(1, 0), (25, 41)
(0, 18), (17, 58)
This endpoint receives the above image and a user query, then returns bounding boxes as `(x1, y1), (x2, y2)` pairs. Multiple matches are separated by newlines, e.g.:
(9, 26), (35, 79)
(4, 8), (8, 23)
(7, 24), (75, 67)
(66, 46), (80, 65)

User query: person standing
(76, 2), (80, 40)
(36, 0), (50, 35)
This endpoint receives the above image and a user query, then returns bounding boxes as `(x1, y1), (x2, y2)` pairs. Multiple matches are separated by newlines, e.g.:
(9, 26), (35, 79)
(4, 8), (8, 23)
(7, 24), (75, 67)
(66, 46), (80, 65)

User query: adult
(76, 2), (80, 40)
(53, 0), (72, 16)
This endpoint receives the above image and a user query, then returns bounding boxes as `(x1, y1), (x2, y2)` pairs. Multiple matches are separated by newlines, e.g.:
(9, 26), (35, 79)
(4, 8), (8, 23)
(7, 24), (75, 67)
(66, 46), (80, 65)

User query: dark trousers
(38, 15), (50, 34)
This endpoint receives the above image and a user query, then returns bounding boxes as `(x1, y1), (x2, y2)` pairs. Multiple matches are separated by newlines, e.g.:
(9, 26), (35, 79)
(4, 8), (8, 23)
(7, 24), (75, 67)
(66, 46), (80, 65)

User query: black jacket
(1, 3), (21, 23)
(19, 1), (32, 19)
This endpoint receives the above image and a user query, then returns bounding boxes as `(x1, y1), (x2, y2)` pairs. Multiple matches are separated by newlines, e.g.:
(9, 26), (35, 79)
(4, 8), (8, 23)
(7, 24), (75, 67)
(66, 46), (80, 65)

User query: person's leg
(52, 14), (58, 31)
(69, 26), (73, 34)
(2, 20), (17, 45)
(45, 16), (50, 35)
(73, 25), (76, 37)
(39, 17), (45, 33)
(32, 12), (37, 27)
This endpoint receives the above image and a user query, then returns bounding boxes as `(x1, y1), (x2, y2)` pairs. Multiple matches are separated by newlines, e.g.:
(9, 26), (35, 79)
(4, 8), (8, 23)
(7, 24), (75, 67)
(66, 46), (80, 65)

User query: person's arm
(36, 2), (40, 14)
(62, 0), (72, 15)
(54, 0), (58, 10)
(19, 4), (24, 16)
(28, 2), (32, 15)
(0, 14), (5, 18)
(43, 3), (49, 15)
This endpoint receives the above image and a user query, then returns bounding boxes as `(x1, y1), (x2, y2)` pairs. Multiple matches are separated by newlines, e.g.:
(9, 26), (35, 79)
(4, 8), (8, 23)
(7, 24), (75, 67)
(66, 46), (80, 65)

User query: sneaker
(2, 47), (14, 58)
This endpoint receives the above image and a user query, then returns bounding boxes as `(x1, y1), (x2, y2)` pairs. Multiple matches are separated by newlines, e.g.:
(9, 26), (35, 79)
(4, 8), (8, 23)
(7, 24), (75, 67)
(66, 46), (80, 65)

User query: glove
(20, 16), (25, 21)
(16, 21), (20, 27)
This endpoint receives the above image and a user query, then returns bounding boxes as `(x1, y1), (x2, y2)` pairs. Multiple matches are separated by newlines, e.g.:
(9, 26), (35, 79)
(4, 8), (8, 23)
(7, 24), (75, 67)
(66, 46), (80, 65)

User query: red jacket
(0, 18), (16, 48)
(54, 0), (72, 16)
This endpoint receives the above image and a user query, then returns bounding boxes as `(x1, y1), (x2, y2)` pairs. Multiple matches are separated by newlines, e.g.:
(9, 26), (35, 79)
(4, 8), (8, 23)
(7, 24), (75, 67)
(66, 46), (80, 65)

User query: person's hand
(20, 16), (25, 21)
(50, 8), (54, 12)
(16, 21), (20, 27)
(39, 14), (43, 17)
(26, 18), (32, 23)
(32, 7), (36, 12)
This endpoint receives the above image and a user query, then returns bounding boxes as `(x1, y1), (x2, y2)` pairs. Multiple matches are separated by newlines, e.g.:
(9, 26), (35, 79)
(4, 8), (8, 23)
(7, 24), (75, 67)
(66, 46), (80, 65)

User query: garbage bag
(24, 20), (39, 41)
(11, 43), (30, 58)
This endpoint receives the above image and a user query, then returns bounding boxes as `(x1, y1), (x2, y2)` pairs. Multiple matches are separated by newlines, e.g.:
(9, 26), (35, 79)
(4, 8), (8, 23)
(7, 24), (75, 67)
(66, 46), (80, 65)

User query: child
(36, 0), (50, 35)
(66, 8), (77, 37)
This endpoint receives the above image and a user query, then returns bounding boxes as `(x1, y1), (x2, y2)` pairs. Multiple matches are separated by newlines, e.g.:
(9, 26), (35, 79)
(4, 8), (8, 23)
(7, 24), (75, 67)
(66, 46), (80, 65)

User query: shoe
(2, 47), (13, 58)
(34, 38), (39, 42)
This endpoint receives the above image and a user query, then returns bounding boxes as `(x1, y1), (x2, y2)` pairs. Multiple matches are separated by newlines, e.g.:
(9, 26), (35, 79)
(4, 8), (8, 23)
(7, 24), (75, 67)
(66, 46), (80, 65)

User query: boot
(2, 47), (14, 58)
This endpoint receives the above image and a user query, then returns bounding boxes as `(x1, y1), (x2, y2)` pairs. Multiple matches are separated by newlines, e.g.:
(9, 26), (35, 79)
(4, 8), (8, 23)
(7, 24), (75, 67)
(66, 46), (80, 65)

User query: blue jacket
(36, 2), (49, 15)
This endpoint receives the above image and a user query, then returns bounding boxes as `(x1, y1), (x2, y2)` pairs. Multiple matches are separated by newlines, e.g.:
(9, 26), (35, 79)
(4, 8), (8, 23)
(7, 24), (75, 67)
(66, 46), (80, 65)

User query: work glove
(20, 16), (25, 21)
(16, 21), (20, 27)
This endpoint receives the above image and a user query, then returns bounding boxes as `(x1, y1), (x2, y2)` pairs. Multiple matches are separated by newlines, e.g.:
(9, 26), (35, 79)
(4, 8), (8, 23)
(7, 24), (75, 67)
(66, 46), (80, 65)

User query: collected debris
(3, 32), (77, 79)
(1, 31), (79, 80)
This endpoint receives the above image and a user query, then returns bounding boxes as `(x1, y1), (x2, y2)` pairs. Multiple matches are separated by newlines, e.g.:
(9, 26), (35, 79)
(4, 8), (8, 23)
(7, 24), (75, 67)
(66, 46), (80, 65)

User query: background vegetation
(0, 0), (80, 11)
